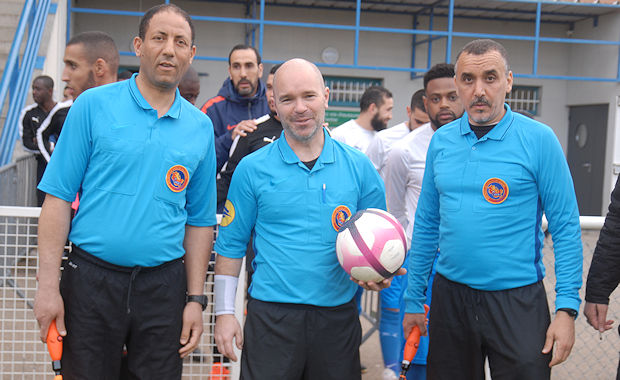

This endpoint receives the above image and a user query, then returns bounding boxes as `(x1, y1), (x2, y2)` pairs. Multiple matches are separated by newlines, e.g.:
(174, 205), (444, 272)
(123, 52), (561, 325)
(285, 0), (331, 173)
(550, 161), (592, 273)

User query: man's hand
(33, 287), (66, 343)
(231, 120), (258, 140)
(403, 312), (427, 337)
(351, 267), (407, 291)
(214, 314), (243, 362)
(178, 302), (204, 358)
(584, 302), (614, 333)
(542, 311), (575, 367)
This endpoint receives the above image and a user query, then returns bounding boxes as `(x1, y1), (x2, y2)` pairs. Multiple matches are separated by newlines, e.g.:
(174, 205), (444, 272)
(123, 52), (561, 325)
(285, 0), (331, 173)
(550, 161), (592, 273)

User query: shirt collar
(128, 73), (182, 119)
(277, 127), (335, 169)
(459, 103), (513, 140)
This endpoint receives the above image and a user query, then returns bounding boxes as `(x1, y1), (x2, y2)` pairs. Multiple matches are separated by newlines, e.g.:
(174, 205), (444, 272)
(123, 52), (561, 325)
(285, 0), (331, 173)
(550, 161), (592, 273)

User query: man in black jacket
(585, 175), (620, 337)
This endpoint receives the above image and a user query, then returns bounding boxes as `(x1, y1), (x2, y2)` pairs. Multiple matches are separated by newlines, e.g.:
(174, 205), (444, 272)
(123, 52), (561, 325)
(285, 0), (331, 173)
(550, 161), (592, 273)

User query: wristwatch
(557, 308), (578, 319)
(186, 294), (208, 311)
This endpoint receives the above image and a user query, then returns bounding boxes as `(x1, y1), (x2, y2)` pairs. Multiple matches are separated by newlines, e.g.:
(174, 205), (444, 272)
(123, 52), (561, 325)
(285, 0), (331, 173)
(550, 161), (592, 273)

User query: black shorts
(427, 274), (551, 380)
(60, 246), (186, 380)
(241, 298), (361, 380)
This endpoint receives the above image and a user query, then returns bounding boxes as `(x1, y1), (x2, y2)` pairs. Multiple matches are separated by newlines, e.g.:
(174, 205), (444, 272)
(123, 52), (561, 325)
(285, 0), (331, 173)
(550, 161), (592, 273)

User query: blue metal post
(428, 7), (434, 70)
(354, 0), (360, 66)
(446, 0), (454, 62)
(411, 14), (417, 80)
(259, 0), (265, 56)
(533, 1), (541, 75)
(66, 0), (71, 43)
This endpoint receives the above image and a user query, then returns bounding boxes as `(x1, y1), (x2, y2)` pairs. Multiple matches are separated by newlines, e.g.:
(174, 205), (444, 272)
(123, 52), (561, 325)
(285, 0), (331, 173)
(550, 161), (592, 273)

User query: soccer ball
(336, 208), (407, 282)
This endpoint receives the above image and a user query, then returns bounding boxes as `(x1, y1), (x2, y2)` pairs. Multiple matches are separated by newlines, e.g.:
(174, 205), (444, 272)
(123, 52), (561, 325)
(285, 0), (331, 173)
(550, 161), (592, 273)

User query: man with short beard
(213, 58), (403, 379)
(404, 39), (582, 380)
(36, 31), (118, 163)
(200, 44), (269, 171)
(331, 85), (393, 153)
(380, 63), (463, 380)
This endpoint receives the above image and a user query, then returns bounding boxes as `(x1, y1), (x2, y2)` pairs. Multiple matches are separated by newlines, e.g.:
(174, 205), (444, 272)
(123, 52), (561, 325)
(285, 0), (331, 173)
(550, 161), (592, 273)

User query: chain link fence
(0, 206), (616, 379)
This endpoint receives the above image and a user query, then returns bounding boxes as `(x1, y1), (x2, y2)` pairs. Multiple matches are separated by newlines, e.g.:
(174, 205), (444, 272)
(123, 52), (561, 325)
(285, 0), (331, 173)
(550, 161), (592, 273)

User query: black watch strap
(557, 308), (577, 319)
(186, 294), (208, 311)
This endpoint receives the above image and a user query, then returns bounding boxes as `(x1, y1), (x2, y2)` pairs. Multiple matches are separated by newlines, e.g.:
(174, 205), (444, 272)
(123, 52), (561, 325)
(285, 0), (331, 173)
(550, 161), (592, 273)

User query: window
(506, 85), (540, 116)
(324, 76), (383, 108)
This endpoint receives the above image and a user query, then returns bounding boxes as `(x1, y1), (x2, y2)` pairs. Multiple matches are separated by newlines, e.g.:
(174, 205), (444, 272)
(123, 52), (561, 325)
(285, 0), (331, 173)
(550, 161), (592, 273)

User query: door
(567, 104), (608, 216)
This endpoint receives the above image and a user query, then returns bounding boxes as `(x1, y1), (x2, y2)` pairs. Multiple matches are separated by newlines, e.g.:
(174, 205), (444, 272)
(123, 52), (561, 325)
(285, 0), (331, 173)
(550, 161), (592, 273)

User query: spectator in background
(200, 44), (269, 171)
(178, 66), (200, 106)
(366, 88), (428, 178)
(330, 85), (393, 153)
(216, 63), (282, 208)
(36, 31), (119, 163)
(380, 63), (463, 380)
(19, 75), (56, 206)
(117, 70), (134, 81)
(62, 85), (73, 101)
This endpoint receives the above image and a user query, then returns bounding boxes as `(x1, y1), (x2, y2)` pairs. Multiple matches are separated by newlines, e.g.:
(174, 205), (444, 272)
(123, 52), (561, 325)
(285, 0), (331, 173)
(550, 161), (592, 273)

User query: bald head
(178, 66), (200, 105)
(273, 59), (325, 98)
(273, 59), (329, 144)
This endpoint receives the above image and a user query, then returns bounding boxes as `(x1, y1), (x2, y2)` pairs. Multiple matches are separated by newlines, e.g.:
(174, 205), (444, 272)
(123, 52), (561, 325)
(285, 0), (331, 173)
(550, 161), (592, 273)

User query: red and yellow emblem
(331, 205), (352, 231)
(482, 177), (509, 204)
(166, 165), (189, 193)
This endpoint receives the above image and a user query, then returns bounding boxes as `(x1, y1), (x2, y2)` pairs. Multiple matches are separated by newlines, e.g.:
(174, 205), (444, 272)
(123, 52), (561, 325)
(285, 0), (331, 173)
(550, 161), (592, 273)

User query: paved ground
(359, 230), (620, 380)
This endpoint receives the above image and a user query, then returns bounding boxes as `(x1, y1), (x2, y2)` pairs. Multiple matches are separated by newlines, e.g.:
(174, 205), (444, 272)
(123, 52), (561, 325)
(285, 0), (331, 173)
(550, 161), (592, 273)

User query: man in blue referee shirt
(33, 5), (216, 379)
(403, 39), (582, 379)
(213, 58), (404, 379)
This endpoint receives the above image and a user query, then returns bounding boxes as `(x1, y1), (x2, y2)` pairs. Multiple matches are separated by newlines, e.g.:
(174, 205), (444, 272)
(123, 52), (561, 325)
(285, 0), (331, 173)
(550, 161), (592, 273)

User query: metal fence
(0, 154), (37, 207)
(0, 206), (615, 379)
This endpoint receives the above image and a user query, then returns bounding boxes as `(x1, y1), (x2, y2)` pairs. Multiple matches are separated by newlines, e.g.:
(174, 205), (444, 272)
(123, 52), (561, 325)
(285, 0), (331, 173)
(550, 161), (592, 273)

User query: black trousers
(60, 247), (186, 380)
(428, 274), (551, 380)
(241, 298), (362, 380)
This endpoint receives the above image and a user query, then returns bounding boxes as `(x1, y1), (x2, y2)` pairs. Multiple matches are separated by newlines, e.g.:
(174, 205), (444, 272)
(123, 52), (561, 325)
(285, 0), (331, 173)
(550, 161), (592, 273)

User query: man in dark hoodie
(200, 45), (269, 171)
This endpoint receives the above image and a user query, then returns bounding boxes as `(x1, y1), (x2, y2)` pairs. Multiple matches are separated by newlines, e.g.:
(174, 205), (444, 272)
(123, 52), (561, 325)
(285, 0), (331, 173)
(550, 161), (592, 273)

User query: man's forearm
(37, 195), (72, 289)
(183, 225), (213, 295)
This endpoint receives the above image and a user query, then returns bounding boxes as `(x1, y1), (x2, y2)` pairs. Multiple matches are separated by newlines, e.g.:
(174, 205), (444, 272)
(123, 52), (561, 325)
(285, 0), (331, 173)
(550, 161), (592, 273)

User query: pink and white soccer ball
(336, 208), (407, 282)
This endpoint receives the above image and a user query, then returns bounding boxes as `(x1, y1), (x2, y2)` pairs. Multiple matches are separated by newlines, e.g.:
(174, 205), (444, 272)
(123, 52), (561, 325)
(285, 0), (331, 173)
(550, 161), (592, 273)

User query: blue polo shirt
(405, 105), (582, 314)
(214, 128), (386, 306)
(39, 74), (217, 267)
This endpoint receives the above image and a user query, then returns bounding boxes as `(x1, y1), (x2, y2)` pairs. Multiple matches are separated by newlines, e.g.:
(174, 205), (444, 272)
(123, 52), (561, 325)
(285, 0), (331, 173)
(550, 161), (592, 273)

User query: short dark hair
(455, 39), (510, 74)
(423, 63), (455, 91)
(360, 86), (392, 112)
(269, 63), (281, 75)
(139, 4), (195, 45)
(67, 31), (119, 73)
(33, 75), (54, 90)
(228, 44), (262, 66)
(410, 89), (426, 112)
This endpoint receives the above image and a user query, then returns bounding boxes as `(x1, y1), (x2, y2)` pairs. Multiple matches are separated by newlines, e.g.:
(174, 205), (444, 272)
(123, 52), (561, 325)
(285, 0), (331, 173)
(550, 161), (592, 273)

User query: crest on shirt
(331, 205), (352, 231)
(166, 165), (189, 193)
(221, 200), (236, 227)
(482, 177), (509, 204)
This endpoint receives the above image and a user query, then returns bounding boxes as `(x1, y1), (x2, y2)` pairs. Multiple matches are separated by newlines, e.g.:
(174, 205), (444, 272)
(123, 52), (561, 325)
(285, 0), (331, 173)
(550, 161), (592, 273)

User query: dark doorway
(567, 104), (608, 216)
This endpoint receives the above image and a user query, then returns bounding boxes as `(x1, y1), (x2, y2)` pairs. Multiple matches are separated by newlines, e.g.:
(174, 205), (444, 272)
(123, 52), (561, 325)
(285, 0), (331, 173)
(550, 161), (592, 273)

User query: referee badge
(482, 178), (509, 204)
(331, 205), (352, 231)
(166, 165), (189, 192)
(221, 200), (235, 227)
